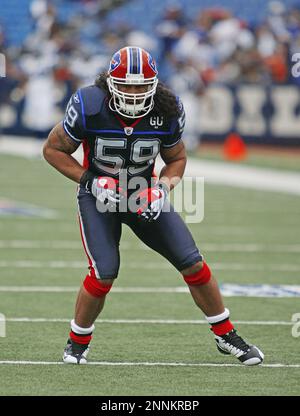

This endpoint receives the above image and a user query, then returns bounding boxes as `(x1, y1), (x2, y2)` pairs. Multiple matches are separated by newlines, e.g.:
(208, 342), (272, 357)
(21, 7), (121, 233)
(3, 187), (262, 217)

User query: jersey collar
(114, 114), (143, 136)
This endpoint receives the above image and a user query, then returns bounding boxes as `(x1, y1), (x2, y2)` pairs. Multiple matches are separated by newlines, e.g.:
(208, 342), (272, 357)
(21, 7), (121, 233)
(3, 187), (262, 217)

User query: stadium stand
(1, 0), (300, 145)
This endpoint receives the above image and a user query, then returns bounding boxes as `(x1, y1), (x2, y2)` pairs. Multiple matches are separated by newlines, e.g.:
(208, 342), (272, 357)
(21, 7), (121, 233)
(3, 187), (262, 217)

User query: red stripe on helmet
(142, 50), (157, 79)
(110, 47), (127, 78)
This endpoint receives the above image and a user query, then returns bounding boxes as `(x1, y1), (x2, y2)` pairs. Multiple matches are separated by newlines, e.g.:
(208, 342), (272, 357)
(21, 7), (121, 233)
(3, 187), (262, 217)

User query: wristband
(79, 170), (96, 192)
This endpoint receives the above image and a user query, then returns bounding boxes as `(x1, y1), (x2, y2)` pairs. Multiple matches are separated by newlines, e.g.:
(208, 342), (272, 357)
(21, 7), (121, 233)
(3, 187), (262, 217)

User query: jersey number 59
(94, 137), (160, 176)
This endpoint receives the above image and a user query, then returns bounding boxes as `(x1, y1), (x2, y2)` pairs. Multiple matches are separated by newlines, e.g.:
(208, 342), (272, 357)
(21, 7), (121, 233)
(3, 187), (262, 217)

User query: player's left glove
(136, 182), (169, 222)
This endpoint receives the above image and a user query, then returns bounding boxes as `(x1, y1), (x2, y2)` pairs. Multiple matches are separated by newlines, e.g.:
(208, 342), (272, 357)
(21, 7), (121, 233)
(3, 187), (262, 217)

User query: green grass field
(0, 153), (300, 396)
(191, 145), (300, 172)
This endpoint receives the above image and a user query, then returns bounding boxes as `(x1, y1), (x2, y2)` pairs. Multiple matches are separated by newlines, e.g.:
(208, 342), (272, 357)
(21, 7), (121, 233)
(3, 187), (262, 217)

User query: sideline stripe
(2, 137), (300, 196)
(3, 318), (294, 325)
(0, 225), (293, 234)
(1, 240), (300, 253)
(0, 286), (80, 292)
(0, 360), (299, 368)
(1, 260), (300, 272)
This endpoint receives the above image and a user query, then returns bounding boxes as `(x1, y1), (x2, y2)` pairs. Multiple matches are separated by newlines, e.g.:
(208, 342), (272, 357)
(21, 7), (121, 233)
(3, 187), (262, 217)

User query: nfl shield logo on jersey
(124, 127), (134, 135)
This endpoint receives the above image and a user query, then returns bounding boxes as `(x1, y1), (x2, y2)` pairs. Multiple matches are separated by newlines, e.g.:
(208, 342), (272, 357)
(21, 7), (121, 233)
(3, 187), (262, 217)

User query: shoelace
(222, 330), (250, 352)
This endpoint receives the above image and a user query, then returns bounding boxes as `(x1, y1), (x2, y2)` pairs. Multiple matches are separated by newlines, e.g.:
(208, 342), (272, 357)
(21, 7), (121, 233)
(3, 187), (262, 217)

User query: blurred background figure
(1, 0), (300, 150)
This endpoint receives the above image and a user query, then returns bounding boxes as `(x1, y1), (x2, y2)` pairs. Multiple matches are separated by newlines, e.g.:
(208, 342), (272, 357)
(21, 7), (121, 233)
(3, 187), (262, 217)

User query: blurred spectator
(256, 24), (277, 57)
(169, 61), (205, 150)
(156, 4), (188, 61)
(264, 42), (289, 83)
(267, 0), (290, 41)
(22, 72), (60, 137)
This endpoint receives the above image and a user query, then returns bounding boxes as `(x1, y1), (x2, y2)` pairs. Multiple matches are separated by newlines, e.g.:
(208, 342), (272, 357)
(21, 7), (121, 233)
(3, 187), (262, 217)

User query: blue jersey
(63, 85), (185, 180)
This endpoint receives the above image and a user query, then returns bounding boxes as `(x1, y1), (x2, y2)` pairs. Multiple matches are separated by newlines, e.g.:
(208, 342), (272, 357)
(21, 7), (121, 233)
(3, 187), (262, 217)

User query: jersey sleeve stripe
(161, 138), (182, 148)
(63, 121), (83, 143)
(77, 89), (86, 129)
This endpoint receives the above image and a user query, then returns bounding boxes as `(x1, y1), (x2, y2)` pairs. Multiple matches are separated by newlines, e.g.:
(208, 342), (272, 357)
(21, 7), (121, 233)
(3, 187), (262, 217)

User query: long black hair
(95, 72), (180, 118)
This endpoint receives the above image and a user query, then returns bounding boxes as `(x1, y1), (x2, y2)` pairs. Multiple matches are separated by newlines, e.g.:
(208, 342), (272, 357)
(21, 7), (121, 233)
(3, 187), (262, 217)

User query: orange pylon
(223, 132), (247, 161)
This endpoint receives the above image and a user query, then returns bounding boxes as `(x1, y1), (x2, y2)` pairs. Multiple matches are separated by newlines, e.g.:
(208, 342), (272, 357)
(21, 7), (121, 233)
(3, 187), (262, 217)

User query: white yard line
(3, 317), (293, 325)
(0, 260), (300, 272)
(185, 158), (300, 196)
(0, 286), (81, 292)
(1, 240), (300, 253)
(156, 156), (300, 196)
(0, 360), (298, 368)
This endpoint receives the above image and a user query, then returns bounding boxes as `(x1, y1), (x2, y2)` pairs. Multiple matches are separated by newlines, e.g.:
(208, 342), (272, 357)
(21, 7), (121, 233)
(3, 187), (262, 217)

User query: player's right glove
(91, 176), (124, 208)
(80, 171), (125, 209)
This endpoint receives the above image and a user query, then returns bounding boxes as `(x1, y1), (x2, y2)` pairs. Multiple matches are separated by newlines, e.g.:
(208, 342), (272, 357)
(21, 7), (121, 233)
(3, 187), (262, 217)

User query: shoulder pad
(176, 96), (184, 114)
(79, 85), (108, 116)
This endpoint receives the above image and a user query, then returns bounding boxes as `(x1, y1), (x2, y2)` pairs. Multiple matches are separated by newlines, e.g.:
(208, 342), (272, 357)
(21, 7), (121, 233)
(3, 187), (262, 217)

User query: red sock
(69, 330), (92, 345)
(211, 319), (234, 336)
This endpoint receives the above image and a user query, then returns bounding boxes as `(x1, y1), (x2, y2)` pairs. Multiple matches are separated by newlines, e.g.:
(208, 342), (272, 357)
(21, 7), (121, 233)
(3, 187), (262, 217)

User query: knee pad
(83, 274), (113, 298)
(183, 261), (211, 286)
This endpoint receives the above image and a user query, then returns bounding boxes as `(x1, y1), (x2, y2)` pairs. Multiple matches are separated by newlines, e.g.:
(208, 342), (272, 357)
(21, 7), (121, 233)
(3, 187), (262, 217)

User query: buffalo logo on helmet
(148, 54), (158, 75)
(109, 51), (121, 72)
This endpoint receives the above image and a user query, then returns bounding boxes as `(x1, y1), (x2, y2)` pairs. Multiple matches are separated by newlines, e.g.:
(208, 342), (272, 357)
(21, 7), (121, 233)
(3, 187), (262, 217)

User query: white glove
(91, 177), (124, 209)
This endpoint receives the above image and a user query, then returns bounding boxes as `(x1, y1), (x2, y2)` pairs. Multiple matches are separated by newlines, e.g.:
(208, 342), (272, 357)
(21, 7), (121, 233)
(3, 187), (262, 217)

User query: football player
(43, 46), (264, 365)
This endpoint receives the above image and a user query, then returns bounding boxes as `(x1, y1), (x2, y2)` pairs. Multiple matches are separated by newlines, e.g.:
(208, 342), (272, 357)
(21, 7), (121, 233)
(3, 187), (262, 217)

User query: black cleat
(214, 329), (264, 365)
(63, 339), (90, 364)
